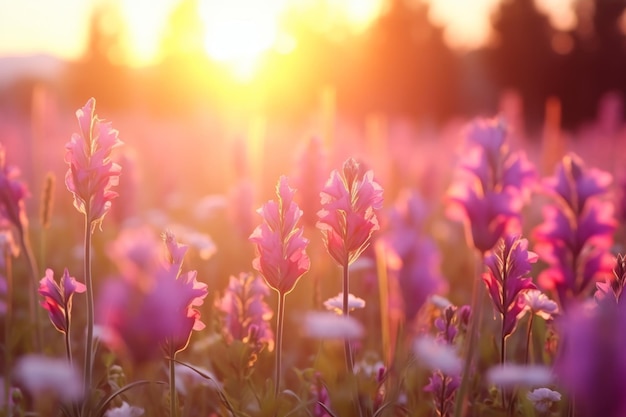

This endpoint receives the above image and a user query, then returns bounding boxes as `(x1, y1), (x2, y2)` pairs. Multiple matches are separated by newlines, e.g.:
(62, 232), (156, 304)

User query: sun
(199, 0), (289, 81)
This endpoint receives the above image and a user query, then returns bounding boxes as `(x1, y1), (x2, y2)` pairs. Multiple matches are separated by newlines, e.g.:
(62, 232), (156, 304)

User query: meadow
(1, 90), (626, 417)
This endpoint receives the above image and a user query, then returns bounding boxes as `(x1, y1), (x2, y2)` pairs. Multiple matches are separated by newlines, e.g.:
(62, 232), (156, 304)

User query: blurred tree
(346, 0), (460, 124)
(488, 0), (560, 132)
(560, 0), (626, 127)
(64, 3), (131, 110)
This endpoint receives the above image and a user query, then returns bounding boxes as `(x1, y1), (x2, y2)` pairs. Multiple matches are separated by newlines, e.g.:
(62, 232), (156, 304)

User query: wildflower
(423, 372), (461, 417)
(522, 289), (559, 320)
(526, 388), (561, 414)
(486, 364), (553, 388)
(482, 235), (537, 340)
(595, 253), (626, 304)
(317, 158), (383, 266)
(302, 312), (364, 340)
(414, 336), (462, 375)
(98, 232), (208, 362)
(447, 118), (535, 253)
(65, 97), (122, 231)
(533, 153), (616, 308)
(14, 355), (82, 402)
(249, 176), (310, 295)
(38, 268), (85, 334)
(323, 293), (365, 314)
(217, 272), (274, 350)
(104, 401), (144, 417)
(0, 144), (29, 234)
(382, 190), (445, 322)
(555, 302), (626, 417)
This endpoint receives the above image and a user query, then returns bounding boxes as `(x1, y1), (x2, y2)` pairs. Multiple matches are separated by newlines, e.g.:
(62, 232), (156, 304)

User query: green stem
(524, 315), (534, 365)
(170, 350), (178, 417)
(274, 292), (286, 399)
(4, 249), (12, 416)
(20, 233), (42, 352)
(454, 249), (485, 417)
(342, 262), (363, 417)
(82, 217), (94, 417)
(342, 263), (354, 375)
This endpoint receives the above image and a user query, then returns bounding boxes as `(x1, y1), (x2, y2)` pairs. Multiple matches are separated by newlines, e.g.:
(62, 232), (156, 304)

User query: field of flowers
(1, 93), (626, 417)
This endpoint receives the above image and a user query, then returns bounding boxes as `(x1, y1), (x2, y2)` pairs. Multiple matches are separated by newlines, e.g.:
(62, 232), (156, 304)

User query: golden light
(199, 0), (289, 81)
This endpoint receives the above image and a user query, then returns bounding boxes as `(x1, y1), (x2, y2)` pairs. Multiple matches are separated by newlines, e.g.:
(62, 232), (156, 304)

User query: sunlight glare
(200, 0), (288, 81)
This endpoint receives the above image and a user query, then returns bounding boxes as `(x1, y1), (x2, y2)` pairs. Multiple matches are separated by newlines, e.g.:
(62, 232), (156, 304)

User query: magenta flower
(249, 176), (310, 295)
(0, 144), (29, 234)
(533, 153), (616, 308)
(483, 235), (537, 340)
(217, 272), (274, 350)
(38, 268), (85, 334)
(555, 302), (626, 417)
(595, 253), (626, 304)
(65, 98), (122, 230)
(317, 158), (384, 266)
(98, 232), (208, 362)
(382, 190), (445, 322)
(447, 118), (535, 254)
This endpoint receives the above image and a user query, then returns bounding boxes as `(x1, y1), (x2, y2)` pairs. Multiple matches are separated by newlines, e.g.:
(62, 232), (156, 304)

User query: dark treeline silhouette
(31, 0), (626, 130)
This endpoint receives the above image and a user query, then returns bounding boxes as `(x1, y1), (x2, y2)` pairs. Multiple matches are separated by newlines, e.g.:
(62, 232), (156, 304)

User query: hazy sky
(0, 0), (576, 65)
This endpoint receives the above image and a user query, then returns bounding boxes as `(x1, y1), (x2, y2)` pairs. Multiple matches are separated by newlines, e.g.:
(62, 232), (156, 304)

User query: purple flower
(555, 302), (626, 417)
(38, 268), (86, 334)
(250, 176), (310, 295)
(382, 190), (446, 322)
(98, 232), (208, 362)
(317, 158), (384, 266)
(217, 272), (274, 350)
(447, 118), (535, 253)
(595, 253), (626, 304)
(483, 235), (537, 339)
(65, 98), (122, 230)
(533, 153), (616, 308)
(0, 144), (29, 234)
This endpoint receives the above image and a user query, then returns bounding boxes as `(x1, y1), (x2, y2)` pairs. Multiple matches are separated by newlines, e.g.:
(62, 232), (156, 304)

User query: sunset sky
(0, 0), (577, 68)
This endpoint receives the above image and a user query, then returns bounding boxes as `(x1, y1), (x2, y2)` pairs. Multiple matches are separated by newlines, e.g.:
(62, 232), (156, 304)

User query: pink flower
(65, 98), (122, 230)
(317, 158), (384, 266)
(482, 235), (537, 338)
(0, 144), (29, 234)
(249, 176), (310, 294)
(216, 272), (274, 350)
(98, 232), (208, 361)
(38, 268), (85, 334)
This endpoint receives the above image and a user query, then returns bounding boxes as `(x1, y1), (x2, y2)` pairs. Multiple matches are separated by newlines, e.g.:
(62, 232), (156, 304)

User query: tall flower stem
(82, 216), (94, 416)
(454, 250), (484, 417)
(4, 248), (12, 416)
(20, 233), (42, 352)
(274, 292), (286, 398)
(524, 315), (534, 365)
(169, 349), (178, 417)
(342, 263), (355, 375)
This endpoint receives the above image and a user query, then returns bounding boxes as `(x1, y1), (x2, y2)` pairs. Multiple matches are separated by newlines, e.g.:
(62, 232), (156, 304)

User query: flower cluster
(65, 98), (122, 230)
(38, 268), (85, 335)
(317, 158), (384, 266)
(447, 118), (535, 253)
(533, 153), (616, 308)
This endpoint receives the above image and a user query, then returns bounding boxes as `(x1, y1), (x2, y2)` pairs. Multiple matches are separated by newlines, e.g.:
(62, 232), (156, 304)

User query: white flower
(104, 401), (144, 417)
(527, 387), (561, 413)
(302, 312), (364, 340)
(13, 355), (82, 402)
(413, 335), (461, 375)
(323, 293), (366, 314)
(430, 295), (453, 310)
(523, 290), (559, 320)
(175, 363), (222, 396)
(487, 364), (553, 388)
